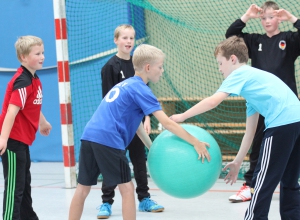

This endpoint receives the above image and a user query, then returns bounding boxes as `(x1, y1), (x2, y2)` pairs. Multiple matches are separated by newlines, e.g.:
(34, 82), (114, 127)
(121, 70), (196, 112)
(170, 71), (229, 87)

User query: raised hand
(274, 9), (297, 23)
(245, 4), (263, 19)
(169, 114), (184, 123)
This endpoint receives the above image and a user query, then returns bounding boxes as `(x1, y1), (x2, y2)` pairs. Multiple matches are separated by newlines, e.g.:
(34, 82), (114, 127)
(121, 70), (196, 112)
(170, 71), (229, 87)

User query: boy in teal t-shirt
(171, 36), (300, 219)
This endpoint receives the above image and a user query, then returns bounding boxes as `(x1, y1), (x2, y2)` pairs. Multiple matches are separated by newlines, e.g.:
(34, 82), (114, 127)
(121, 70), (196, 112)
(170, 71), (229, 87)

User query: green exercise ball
(147, 124), (222, 199)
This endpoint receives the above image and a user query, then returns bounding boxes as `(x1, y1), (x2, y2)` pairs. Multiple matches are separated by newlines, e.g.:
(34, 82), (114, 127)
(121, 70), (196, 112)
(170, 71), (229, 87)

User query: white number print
(105, 88), (120, 102)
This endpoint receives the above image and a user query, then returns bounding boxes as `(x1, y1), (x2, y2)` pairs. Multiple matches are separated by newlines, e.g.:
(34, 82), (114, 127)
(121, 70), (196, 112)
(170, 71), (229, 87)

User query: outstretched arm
(223, 112), (259, 185)
(170, 92), (229, 123)
(153, 110), (211, 163)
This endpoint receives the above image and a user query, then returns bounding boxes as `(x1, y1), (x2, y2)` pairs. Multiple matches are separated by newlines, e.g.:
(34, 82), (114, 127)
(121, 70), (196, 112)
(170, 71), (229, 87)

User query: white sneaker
(229, 183), (251, 203)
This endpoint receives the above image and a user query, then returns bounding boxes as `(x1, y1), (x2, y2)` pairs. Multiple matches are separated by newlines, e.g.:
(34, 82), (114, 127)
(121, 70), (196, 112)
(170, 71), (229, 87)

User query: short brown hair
(15, 35), (43, 62)
(114, 24), (135, 39)
(261, 1), (279, 11)
(214, 36), (249, 63)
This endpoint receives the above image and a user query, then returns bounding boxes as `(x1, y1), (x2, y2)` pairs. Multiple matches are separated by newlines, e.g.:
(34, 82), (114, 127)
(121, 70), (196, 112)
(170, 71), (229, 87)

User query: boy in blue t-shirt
(99, 25), (163, 218)
(226, 0), (300, 203)
(68, 44), (211, 220)
(170, 36), (300, 219)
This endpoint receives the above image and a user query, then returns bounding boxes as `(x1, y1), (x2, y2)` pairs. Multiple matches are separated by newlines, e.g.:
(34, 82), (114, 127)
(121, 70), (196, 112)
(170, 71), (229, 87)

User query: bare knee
(118, 181), (134, 197)
(75, 183), (91, 199)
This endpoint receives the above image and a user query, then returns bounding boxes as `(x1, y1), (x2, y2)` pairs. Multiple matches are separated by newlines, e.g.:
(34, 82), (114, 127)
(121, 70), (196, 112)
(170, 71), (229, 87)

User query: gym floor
(0, 162), (281, 220)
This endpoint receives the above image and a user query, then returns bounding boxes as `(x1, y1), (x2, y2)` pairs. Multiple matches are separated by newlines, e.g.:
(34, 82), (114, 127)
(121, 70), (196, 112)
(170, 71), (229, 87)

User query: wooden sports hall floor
(0, 162), (281, 220)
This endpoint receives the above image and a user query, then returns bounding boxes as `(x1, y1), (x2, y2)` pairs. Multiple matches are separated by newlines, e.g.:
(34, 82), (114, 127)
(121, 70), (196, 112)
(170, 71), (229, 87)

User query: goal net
(64, 0), (300, 179)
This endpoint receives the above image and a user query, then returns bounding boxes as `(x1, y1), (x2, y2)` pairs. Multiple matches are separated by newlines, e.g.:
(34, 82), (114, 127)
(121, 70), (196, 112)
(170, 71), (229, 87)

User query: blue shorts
(77, 140), (131, 186)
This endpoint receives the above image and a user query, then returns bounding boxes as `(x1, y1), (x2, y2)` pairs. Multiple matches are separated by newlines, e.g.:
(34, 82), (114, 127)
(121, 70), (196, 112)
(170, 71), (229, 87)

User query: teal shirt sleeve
(246, 102), (257, 117)
(217, 68), (258, 117)
(216, 70), (246, 97)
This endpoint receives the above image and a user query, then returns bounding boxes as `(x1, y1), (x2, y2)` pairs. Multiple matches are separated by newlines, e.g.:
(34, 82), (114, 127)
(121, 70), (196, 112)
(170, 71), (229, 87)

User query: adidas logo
(33, 86), (43, 104)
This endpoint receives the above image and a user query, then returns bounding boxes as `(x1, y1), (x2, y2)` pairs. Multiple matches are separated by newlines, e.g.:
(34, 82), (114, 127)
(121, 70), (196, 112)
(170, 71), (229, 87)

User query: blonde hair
(114, 24), (135, 39)
(15, 35), (43, 62)
(214, 36), (249, 63)
(132, 44), (165, 71)
(261, 1), (279, 11)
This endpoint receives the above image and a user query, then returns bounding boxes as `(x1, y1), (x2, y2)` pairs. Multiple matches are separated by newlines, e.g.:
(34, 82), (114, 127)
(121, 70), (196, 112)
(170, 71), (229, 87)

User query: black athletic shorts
(77, 140), (131, 186)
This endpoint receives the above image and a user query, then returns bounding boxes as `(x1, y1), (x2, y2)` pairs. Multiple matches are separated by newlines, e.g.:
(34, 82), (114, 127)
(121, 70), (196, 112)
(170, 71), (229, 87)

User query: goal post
(53, 0), (77, 188)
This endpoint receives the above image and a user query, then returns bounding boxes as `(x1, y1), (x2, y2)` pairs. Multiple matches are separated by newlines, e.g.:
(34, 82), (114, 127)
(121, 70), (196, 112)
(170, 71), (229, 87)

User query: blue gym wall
(0, 0), (61, 161)
(0, 0), (145, 161)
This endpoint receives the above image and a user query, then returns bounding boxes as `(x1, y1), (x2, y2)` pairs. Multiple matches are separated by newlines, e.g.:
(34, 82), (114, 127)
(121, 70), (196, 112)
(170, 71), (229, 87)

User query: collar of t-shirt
(21, 65), (39, 79)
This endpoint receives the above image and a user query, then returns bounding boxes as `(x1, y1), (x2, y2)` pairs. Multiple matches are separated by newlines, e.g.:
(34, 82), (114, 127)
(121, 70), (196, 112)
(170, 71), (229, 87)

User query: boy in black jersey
(97, 24), (164, 219)
(226, 1), (300, 203)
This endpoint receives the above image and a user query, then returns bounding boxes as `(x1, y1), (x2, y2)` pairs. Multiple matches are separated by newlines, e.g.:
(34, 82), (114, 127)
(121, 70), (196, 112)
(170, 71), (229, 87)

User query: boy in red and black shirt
(0, 35), (52, 220)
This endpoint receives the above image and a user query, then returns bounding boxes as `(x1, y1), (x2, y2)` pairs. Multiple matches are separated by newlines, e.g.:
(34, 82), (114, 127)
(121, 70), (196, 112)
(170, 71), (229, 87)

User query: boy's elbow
(207, 98), (219, 109)
(244, 127), (256, 140)
(225, 32), (234, 39)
